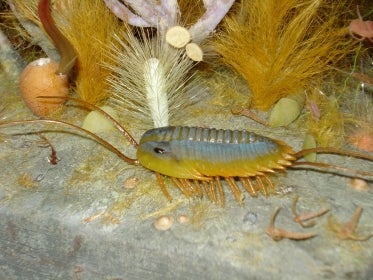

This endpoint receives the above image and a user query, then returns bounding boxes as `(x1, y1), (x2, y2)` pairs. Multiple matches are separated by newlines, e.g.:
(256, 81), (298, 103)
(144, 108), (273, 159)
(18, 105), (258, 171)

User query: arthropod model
(2, 97), (373, 206)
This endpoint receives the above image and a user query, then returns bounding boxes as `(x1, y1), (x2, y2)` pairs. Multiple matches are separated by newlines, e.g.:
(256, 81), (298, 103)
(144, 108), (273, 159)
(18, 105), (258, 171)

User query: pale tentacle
(104, 0), (235, 40)
(103, 0), (179, 32)
(188, 0), (235, 43)
(103, 0), (151, 26)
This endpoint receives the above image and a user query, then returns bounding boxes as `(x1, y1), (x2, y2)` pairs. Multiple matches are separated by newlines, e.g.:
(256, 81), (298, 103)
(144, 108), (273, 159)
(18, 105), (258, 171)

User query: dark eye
(154, 147), (165, 154)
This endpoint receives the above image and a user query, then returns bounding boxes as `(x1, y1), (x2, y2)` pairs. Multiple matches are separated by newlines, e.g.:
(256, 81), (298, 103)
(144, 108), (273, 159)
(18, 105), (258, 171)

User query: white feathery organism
(105, 28), (199, 128)
(102, 0), (235, 128)
(143, 58), (168, 127)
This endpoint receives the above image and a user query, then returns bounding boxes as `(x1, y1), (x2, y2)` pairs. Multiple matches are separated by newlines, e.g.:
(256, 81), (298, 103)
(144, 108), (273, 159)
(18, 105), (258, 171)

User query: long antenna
(293, 146), (373, 178)
(291, 161), (373, 178)
(294, 147), (373, 162)
(1, 119), (139, 165)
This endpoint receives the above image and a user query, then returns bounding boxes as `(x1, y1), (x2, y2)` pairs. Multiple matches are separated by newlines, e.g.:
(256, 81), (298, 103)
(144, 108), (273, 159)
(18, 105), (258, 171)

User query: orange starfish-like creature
(266, 207), (317, 241)
(328, 206), (373, 241)
(291, 195), (329, 228)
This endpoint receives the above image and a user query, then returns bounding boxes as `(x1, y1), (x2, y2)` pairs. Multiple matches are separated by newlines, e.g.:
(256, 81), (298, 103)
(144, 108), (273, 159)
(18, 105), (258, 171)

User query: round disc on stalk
(166, 26), (191, 48)
(186, 43), (203, 62)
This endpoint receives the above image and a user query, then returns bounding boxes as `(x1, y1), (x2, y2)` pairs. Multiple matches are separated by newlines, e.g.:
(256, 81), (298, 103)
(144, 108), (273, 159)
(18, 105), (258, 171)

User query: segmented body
(137, 126), (296, 204)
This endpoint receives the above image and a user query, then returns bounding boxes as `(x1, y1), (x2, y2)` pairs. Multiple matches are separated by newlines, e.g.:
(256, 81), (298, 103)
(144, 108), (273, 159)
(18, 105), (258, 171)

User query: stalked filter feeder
(19, 0), (76, 117)
(165, 26), (204, 62)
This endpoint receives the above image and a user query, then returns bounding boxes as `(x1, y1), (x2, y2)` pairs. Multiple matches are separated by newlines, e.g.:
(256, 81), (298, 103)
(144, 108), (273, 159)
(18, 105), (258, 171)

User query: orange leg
(181, 179), (199, 198)
(328, 206), (373, 241)
(262, 174), (275, 192)
(255, 176), (268, 196)
(208, 179), (218, 203)
(226, 177), (243, 204)
(193, 180), (203, 198)
(215, 177), (225, 207)
(239, 177), (257, 197)
(156, 172), (172, 201)
(201, 180), (214, 202)
(171, 178), (192, 198)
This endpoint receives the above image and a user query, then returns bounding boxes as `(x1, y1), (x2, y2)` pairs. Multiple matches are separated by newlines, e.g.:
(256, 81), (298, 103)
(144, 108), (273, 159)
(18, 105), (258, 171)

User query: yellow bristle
(12, 0), (39, 23)
(214, 0), (358, 111)
(54, 0), (124, 104)
(305, 87), (345, 148)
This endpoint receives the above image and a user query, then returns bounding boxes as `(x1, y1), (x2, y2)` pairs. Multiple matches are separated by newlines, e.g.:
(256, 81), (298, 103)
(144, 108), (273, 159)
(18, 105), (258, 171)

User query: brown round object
(19, 58), (69, 116)
(349, 178), (370, 192)
(154, 215), (174, 231)
(177, 215), (190, 224)
(124, 176), (139, 189)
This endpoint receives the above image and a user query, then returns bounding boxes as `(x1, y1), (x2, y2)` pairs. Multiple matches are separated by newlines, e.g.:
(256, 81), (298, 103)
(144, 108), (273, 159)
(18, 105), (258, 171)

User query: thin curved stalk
(38, 0), (77, 75)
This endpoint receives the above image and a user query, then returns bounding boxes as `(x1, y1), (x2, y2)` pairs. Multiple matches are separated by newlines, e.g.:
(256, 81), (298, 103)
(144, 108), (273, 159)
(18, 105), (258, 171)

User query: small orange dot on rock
(177, 215), (190, 224)
(349, 178), (370, 192)
(154, 215), (174, 231)
(348, 130), (373, 152)
(124, 176), (139, 189)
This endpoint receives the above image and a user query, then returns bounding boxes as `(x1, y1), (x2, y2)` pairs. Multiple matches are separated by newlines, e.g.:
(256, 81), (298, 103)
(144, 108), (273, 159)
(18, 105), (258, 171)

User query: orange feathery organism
(214, 0), (357, 110)
(54, 0), (125, 104)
